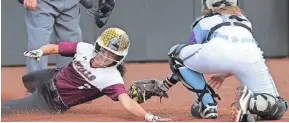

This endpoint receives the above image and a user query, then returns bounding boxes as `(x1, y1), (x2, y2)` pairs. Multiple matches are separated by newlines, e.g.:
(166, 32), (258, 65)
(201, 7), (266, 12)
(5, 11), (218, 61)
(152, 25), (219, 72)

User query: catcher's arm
(118, 93), (171, 121)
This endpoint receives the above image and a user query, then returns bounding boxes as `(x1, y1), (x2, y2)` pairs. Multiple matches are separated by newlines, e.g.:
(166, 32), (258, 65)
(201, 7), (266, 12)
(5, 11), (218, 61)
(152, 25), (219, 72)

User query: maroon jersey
(55, 42), (126, 108)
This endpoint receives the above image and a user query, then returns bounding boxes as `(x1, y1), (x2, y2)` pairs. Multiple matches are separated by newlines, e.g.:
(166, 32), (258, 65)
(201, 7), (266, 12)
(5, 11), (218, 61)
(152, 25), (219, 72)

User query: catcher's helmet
(201, 0), (238, 10)
(94, 27), (130, 67)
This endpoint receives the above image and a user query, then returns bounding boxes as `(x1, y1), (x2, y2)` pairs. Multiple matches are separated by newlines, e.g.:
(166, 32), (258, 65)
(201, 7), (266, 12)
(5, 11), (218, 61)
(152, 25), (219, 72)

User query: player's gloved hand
(23, 49), (43, 62)
(128, 79), (169, 104)
(145, 112), (172, 122)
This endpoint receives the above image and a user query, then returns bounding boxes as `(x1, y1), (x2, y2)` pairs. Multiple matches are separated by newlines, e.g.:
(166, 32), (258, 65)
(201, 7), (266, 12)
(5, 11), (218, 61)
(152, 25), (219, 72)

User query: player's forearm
(118, 93), (165, 121)
(126, 98), (148, 118)
(39, 44), (59, 55)
(119, 93), (147, 118)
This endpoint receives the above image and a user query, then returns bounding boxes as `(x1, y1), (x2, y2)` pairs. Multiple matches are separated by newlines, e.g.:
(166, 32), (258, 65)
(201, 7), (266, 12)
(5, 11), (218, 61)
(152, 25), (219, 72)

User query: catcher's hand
(23, 49), (43, 62)
(128, 79), (169, 104)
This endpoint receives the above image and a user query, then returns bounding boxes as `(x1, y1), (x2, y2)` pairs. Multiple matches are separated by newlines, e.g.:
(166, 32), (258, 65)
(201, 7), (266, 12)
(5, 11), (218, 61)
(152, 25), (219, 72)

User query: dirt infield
(1, 58), (289, 122)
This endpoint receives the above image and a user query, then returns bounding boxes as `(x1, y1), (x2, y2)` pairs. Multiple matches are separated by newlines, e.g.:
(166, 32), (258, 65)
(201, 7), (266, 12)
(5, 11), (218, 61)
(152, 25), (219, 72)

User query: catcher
(128, 0), (288, 122)
(1, 28), (170, 122)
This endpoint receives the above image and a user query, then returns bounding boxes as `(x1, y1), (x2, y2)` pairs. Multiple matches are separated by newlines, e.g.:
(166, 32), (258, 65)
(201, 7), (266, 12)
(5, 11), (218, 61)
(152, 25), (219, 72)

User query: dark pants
(1, 68), (67, 116)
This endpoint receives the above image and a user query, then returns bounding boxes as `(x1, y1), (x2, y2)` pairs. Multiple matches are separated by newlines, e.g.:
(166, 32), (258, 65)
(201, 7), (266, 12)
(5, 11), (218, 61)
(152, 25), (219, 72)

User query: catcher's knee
(167, 44), (187, 73)
(160, 44), (188, 89)
(165, 44), (188, 87)
(249, 93), (288, 120)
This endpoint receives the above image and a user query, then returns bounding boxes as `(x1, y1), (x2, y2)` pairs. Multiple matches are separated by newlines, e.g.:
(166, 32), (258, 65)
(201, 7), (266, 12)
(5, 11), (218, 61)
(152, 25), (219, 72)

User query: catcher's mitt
(128, 79), (169, 104)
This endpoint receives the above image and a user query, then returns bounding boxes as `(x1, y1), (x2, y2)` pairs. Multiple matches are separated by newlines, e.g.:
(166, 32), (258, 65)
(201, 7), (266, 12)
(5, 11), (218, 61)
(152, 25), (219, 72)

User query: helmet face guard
(93, 47), (123, 67)
(94, 43), (124, 67)
(86, 0), (115, 28)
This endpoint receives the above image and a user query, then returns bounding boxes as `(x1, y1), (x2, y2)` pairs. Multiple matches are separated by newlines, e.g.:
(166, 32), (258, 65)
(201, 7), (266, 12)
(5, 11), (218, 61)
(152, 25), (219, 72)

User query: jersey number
(78, 83), (92, 89)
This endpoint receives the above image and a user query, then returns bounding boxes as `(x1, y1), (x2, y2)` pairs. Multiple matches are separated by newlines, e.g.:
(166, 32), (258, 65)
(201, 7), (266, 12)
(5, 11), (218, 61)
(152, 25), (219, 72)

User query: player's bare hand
(23, 49), (43, 62)
(24, 0), (37, 10)
(208, 73), (227, 89)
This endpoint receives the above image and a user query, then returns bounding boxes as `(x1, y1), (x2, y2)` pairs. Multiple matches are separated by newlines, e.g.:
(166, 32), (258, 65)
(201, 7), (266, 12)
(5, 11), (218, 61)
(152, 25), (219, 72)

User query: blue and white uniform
(180, 14), (279, 97)
(165, 9), (287, 121)
(165, 0), (287, 121)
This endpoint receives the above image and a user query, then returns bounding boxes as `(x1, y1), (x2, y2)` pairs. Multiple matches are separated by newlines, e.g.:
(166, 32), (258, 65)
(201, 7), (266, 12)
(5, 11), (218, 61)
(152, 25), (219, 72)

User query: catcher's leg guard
(249, 93), (288, 120)
(231, 85), (288, 122)
(178, 67), (220, 119)
(167, 44), (220, 119)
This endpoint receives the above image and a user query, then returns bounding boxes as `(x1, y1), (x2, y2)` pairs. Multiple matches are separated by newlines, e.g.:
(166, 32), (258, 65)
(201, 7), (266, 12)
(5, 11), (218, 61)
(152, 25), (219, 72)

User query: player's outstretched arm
(118, 93), (171, 122)
(39, 44), (60, 55)
(24, 42), (78, 62)
(23, 44), (59, 62)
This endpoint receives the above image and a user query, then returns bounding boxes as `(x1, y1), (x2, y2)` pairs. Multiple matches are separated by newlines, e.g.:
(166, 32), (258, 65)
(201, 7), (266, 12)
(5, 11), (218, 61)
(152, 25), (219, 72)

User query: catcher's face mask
(86, 0), (115, 28)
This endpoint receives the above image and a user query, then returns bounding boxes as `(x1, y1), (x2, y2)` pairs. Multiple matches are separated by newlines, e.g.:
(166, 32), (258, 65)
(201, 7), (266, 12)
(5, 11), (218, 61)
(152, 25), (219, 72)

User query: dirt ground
(1, 58), (289, 122)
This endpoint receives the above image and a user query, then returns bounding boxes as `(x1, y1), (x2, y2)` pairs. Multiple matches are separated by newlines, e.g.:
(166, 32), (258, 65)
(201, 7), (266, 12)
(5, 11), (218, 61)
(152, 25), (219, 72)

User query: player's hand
(208, 73), (228, 89)
(23, 49), (43, 62)
(145, 112), (172, 122)
(24, 0), (37, 10)
(152, 116), (172, 122)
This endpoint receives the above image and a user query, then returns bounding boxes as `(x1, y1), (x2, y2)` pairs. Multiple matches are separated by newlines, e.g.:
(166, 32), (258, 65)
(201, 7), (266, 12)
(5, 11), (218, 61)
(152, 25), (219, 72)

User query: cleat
(230, 86), (253, 122)
(191, 101), (218, 119)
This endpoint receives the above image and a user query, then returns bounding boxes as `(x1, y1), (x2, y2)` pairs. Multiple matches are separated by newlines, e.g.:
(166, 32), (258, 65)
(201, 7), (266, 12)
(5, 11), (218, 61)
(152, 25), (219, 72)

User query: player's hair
(117, 63), (126, 77)
(202, 4), (244, 16)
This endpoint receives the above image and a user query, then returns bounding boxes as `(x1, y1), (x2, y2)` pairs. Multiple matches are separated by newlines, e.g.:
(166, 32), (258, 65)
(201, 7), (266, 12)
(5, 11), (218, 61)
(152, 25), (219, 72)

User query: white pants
(179, 38), (279, 96)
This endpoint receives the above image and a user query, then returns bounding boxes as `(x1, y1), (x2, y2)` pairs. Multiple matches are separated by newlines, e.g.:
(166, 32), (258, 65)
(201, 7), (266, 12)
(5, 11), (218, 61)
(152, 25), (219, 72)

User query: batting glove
(145, 112), (171, 122)
(23, 49), (43, 62)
